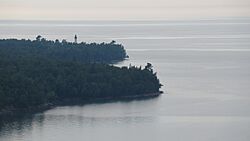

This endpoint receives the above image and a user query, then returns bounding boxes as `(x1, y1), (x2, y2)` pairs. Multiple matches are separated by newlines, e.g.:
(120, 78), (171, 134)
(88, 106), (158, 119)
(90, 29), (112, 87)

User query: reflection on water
(0, 97), (160, 141)
(0, 114), (43, 140)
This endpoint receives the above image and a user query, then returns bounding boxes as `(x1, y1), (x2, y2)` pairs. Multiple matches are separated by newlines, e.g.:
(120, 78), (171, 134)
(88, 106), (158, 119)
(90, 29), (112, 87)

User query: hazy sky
(0, 0), (250, 20)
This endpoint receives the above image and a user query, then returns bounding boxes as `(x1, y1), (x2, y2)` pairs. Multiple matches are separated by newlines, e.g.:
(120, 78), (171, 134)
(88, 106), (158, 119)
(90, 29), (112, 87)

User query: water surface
(1, 18), (250, 141)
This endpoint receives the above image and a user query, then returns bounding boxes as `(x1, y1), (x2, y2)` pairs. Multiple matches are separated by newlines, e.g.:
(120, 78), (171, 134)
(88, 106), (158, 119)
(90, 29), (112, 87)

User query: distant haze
(0, 0), (250, 20)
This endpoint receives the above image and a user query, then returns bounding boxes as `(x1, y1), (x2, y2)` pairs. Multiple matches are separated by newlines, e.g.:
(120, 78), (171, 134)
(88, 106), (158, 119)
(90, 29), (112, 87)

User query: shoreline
(0, 92), (163, 116)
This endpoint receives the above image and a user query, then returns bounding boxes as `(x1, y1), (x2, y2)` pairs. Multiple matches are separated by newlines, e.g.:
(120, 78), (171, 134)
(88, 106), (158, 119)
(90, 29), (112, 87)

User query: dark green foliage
(0, 37), (161, 110)
(0, 37), (127, 63)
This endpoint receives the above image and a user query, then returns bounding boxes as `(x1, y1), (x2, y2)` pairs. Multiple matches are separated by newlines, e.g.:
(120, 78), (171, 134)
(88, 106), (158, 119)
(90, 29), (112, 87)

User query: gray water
(1, 18), (250, 141)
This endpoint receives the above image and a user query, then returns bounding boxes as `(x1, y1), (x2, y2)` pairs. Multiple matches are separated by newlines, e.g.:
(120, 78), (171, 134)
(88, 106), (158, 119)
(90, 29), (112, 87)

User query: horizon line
(0, 17), (250, 22)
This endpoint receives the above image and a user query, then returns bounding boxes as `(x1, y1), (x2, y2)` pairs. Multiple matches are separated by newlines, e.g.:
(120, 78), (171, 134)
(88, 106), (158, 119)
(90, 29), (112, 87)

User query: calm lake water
(1, 18), (250, 141)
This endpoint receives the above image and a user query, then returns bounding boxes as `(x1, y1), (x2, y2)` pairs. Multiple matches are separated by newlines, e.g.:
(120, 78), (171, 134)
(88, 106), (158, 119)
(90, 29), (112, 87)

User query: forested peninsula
(0, 37), (162, 114)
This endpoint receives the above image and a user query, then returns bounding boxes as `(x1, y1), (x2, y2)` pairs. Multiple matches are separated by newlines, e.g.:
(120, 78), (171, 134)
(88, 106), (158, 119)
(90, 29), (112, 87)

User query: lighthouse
(74, 34), (77, 43)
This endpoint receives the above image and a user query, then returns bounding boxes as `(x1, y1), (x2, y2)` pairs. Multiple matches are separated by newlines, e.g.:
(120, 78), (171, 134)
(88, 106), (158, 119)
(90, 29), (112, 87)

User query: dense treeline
(0, 37), (162, 111)
(0, 36), (127, 63)
(0, 58), (161, 109)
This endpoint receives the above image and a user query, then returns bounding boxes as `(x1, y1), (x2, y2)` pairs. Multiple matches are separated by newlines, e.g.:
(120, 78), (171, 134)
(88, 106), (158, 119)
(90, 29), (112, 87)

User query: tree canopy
(0, 37), (162, 111)
(0, 36), (127, 63)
